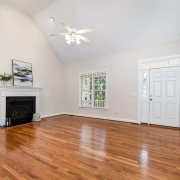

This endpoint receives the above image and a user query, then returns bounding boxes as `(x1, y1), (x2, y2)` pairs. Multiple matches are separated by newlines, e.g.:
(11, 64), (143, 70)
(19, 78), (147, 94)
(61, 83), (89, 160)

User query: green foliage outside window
(94, 76), (106, 101)
(83, 78), (92, 90)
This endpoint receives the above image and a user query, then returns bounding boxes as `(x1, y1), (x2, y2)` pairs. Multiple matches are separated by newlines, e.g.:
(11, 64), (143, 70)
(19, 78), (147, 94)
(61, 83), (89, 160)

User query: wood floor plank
(0, 115), (180, 179)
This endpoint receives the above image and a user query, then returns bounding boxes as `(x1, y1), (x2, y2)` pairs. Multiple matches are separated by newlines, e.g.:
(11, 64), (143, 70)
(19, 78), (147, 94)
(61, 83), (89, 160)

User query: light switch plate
(131, 93), (137, 97)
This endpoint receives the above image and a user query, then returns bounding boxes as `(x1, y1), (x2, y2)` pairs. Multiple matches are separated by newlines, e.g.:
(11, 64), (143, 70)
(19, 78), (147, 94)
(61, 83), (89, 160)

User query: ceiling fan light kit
(50, 24), (92, 45)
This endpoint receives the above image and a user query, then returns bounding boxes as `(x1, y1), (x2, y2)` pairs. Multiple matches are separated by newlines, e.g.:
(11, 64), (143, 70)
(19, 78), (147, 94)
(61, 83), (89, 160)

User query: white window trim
(79, 70), (108, 109)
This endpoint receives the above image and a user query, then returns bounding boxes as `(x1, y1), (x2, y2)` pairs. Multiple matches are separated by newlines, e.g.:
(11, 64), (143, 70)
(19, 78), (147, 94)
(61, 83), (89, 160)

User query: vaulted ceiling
(0, 0), (57, 15)
(1, 0), (180, 62)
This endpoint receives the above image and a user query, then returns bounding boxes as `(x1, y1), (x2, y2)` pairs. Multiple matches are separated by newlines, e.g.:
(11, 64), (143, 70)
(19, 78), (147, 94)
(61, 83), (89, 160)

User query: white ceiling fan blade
(50, 33), (68, 36)
(77, 28), (93, 34)
(61, 23), (72, 32)
(79, 35), (91, 43)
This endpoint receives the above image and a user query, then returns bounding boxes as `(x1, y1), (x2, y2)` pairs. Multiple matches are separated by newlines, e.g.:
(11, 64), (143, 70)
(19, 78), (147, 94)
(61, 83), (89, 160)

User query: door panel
(153, 103), (162, 118)
(166, 81), (175, 97)
(150, 67), (180, 127)
(166, 71), (176, 77)
(142, 101), (147, 117)
(154, 72), (162, 78)
(165, 103), (175, 120)
(153, 81), (162, 97)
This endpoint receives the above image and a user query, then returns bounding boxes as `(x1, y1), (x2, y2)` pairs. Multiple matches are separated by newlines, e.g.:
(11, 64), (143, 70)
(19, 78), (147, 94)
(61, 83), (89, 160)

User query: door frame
(138, 55), (180, 126)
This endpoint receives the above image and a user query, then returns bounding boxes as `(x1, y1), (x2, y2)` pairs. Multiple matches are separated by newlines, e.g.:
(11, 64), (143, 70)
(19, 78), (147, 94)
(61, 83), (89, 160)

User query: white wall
(0, 5), (64, 117)
(64, 40), (180, 122)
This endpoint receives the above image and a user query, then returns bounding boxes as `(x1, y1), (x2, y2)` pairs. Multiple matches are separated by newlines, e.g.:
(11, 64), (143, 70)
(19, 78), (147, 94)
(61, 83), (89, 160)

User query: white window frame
(79, 70), (108, 109)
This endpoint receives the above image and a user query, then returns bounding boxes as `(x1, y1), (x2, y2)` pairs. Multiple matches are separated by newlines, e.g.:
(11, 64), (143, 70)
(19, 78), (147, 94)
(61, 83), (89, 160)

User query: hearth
(6, 97), (36, 126)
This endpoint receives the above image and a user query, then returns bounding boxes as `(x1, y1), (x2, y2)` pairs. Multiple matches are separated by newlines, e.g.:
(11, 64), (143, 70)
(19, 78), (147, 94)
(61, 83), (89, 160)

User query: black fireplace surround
(6, 97), (36, 126)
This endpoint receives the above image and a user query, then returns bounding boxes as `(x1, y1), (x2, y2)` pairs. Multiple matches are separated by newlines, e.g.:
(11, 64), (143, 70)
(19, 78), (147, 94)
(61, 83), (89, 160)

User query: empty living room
(0, 0), (180, 179)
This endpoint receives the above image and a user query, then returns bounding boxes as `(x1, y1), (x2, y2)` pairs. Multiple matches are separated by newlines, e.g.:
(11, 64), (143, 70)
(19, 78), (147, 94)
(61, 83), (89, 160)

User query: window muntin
(80, 71), (107, 108)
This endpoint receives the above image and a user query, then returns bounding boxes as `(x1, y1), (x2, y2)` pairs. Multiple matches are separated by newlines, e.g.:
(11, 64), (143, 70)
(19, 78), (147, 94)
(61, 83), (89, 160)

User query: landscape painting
(12, 59), (33, 87)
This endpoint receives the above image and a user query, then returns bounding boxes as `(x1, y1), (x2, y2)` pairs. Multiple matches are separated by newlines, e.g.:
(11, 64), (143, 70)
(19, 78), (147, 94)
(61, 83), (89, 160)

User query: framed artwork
(12, 59), (33, 87)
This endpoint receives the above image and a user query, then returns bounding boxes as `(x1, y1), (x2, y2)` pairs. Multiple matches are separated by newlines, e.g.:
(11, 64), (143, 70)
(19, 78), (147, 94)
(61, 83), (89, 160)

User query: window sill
(79, 106), (108, 110)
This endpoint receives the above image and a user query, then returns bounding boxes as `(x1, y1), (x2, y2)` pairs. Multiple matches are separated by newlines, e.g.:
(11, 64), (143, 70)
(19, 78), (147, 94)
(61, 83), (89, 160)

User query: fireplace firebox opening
(6, 97), (36, 126)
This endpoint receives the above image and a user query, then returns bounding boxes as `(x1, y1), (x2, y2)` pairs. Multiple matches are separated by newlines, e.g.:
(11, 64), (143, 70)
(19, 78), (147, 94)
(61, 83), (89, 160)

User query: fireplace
(0, 86), (41, 126)
(6, 97), (36, 126)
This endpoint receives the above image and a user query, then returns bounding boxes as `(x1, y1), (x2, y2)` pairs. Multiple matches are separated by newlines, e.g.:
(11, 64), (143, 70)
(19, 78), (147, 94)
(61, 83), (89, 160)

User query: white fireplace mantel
(0, 86), (42, 126)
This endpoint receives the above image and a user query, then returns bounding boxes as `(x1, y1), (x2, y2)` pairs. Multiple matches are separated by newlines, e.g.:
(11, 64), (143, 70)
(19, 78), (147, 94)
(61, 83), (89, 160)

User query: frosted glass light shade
(76, 40), (81, 45)
(66, 40), (71, 45)
(76, 35), (80, 41)
(65, 35), (70, 40)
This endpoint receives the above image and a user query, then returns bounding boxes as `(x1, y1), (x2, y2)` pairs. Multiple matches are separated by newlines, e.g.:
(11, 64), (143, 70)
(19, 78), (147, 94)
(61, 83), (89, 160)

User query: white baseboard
(41, 112), (138, 124)
(41, 112), (66, 119)
(63, 112), (138, 124)
(1, 112), (138, 126)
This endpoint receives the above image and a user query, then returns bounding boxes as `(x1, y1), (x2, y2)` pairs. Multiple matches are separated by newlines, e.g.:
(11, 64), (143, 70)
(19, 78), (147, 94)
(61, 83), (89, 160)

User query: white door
(150, 67), (180, 127)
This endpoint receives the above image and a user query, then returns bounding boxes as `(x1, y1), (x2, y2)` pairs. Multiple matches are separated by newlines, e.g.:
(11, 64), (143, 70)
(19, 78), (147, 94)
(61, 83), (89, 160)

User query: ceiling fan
(50, 23), (93, 45)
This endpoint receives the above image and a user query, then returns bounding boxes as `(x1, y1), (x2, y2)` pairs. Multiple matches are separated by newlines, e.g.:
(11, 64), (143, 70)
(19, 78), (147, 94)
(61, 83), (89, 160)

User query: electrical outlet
(115, 112), (119, 115)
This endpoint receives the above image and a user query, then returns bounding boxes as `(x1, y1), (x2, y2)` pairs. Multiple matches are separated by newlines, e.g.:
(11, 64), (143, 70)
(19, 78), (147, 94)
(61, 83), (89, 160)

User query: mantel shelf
(0, 85), (42, 90)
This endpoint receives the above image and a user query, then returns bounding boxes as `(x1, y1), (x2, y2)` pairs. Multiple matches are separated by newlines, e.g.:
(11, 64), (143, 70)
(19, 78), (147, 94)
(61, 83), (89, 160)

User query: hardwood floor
(0, 115), (180, 180)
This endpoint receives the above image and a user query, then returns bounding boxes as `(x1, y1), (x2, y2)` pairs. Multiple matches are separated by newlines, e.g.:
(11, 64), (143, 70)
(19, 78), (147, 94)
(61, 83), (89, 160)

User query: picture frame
(12, 59), (33, 87)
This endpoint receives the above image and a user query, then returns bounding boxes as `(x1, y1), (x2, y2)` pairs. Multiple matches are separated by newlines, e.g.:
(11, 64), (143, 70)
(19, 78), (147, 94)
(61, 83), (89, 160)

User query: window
(80, 71), (107, 108)
(81, 74), (92, 107)
(141, 58), (180, 69)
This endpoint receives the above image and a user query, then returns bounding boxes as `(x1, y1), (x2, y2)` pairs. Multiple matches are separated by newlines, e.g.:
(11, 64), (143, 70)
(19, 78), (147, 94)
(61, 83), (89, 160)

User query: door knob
(150, 98), (153, 101)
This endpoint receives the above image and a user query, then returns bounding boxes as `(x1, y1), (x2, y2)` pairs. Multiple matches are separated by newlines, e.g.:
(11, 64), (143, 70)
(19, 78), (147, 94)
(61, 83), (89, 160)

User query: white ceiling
(1, 0), (180, 62)
(34, 0), (180, 62)
(0, 0), (12, 5)
(0, 0), (57, 15)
